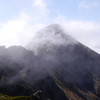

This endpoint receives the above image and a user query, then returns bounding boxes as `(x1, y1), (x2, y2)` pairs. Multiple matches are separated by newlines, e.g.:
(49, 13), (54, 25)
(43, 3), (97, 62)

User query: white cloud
(93, 2), (99, 7)
(0, 12), (45, 47)
(0, 0), (49, 48)
(33, 0), (49, 17)
(0, 0), (100, 54)
(33, 0), (46, 8)
(53, 15), (100, 54)
(79, 1), (99, 9)
(1, 10), (100, 54)
(79, 1), (89, 9)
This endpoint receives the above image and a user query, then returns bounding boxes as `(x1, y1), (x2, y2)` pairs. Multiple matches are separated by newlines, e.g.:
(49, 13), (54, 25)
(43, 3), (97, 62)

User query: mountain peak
(27, 24), (78, 54)
(47, 24), (62, 29)
(34, 24), (64, 38)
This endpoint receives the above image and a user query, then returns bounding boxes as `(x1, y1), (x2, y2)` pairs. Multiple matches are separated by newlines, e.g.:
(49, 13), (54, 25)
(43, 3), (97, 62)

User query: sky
(0, 0), (100, 53)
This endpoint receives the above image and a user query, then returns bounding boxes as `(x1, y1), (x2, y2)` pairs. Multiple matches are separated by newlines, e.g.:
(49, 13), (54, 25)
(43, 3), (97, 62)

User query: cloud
(79, 1), (89, 9)
(1, 10), (100, 54)
(33, 0), (46, 8)
(79, 1), (99, 9)
(0, 0), (100, 54)
(0, 12), (29, 46)
(53, 15), (100, 54)
(92, 2), (99, 7)
(0, 12), (45, 47)
(33, 0), (49, 17)
(0, 0), (49, 48)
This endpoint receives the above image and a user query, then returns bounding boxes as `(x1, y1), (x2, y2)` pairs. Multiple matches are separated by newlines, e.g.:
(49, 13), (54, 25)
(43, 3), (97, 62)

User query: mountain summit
(26, 24), (100, 99)
(1, 24), (100, 100)
(27, 24), (77, 54)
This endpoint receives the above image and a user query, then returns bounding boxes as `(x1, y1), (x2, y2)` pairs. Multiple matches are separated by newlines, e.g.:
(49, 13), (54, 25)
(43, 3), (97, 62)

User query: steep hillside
(0, 46), (68, 100)
(37, 43), (100, 100)
(27, 24), (100, 99)
(0, 24), (100, 100)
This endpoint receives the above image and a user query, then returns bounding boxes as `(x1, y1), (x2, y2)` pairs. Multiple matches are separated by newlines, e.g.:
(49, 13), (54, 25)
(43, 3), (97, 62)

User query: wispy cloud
(79, 1), (89, 9)
(92, 2), (99, 7)
(53, 15), (100, 54)
(33, 0), (49, 17)
(33, 0), (46, 8)
(0, 0), (100, 54)
(79, 1), (99, 9)
(0, 12), (45, 47)
(0, 0), (49, 47)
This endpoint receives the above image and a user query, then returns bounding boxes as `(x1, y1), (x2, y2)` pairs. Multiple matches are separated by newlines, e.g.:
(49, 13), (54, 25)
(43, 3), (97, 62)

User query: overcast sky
(0, 0), (100, 53)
